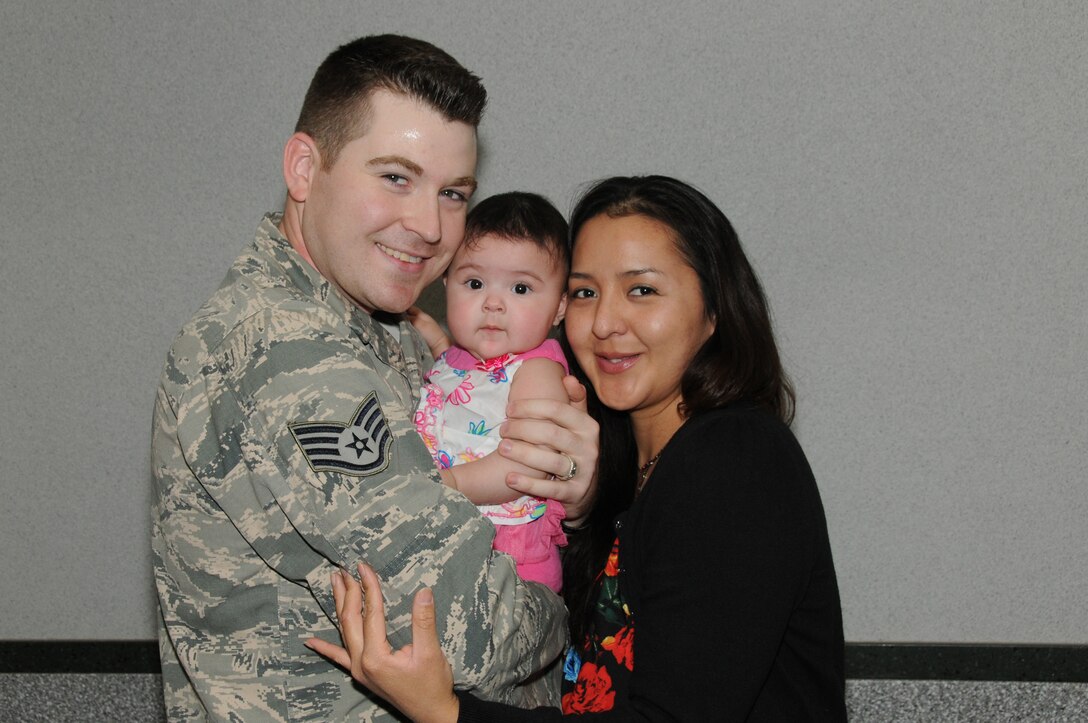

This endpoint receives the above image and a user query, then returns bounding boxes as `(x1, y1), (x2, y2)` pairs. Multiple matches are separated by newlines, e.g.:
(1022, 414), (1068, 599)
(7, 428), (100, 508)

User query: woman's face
(565, 213), (714, 421)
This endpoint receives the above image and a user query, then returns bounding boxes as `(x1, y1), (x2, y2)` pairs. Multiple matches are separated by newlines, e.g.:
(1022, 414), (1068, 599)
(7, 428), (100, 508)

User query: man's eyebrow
(450, 176), (478, 193)
(368, 155), (424, 176)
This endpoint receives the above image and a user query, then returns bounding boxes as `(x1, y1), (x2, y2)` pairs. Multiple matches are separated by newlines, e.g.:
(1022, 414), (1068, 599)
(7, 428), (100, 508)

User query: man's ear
(552, 293), (568, 326)
(283, 132), (320, 202)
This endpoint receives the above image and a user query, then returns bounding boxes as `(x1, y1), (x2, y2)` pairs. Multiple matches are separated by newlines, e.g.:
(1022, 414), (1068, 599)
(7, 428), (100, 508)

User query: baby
(412, 192), (570, 593)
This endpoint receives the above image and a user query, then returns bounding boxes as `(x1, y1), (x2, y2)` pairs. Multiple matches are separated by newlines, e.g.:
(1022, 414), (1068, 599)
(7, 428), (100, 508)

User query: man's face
(296, 90), (478, 314)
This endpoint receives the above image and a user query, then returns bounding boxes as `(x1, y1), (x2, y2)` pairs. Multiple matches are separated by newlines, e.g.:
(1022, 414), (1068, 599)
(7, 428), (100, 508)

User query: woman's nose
(592, 296), (624, 338)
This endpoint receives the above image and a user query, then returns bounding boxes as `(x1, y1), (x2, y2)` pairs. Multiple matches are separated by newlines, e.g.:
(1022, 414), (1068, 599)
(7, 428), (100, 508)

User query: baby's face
(444, 234), (567, 361)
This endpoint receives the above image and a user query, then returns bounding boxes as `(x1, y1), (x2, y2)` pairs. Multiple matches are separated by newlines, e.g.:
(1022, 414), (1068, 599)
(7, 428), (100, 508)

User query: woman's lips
(595, 353), (639, 374)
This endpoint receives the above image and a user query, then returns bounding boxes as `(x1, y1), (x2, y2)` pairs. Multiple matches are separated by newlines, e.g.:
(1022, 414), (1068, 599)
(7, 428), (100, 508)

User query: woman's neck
(630, 398), (685, 467)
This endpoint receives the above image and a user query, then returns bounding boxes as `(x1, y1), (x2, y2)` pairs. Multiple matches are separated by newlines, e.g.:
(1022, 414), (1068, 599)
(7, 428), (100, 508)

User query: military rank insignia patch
(290, 392), (393, 477)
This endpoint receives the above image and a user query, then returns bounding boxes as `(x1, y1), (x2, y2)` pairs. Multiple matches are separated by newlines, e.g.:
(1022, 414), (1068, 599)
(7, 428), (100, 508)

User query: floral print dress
(561, 536), (635, 714)
(414, 340), (569, 592)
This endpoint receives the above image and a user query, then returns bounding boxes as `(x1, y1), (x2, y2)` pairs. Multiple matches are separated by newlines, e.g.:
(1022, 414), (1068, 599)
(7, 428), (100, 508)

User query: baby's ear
(552, 293), (567, 326)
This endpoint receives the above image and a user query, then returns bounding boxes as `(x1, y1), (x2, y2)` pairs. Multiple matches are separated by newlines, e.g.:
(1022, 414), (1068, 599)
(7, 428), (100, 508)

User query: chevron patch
(289, 392), (393, 477)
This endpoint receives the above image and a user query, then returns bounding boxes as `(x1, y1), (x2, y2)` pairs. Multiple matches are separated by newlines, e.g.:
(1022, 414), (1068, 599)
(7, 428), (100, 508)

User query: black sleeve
(456, 690), (562, 722)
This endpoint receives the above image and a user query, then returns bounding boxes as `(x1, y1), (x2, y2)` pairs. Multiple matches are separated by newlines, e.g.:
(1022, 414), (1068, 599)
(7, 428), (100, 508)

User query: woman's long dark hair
(561, 175), (795, 646)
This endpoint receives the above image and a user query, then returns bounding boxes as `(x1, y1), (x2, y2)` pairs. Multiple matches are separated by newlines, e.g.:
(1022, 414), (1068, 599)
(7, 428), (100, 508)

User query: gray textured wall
(2, 1), (1085, 643)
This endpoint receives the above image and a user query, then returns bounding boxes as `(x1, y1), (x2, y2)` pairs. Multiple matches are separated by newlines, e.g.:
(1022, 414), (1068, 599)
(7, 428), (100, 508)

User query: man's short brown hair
(294, 34), (487, 168)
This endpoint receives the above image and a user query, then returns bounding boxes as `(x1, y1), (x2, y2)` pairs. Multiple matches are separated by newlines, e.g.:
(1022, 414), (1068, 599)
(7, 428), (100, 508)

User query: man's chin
(370, 291), (420, 318)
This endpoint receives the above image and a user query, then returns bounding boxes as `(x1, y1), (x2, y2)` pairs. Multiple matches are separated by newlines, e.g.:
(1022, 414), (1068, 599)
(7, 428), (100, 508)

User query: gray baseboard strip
(1, 642), (1086, 682)
(847, 643), (1088, 682)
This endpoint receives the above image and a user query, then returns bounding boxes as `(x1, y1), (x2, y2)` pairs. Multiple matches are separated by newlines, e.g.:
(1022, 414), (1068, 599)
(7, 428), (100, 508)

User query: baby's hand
(407, 306), (450, 358)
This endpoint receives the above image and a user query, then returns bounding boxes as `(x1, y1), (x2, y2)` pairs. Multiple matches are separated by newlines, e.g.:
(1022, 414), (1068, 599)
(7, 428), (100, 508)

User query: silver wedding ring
(556, 454), (577, 481)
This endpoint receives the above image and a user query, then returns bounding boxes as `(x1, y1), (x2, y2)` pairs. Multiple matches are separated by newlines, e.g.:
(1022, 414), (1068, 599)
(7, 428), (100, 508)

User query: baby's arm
(406, 306), (451, 359)
(443, 357), (568, 505)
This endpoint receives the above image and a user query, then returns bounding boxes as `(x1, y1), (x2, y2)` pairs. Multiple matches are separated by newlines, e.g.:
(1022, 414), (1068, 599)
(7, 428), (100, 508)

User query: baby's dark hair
(463, 192), (570, 274)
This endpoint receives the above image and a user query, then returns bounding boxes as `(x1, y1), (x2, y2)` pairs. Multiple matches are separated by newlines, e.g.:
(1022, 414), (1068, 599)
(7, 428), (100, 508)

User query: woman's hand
(306, 564), (459, 723)
(500, 375), (599, 526)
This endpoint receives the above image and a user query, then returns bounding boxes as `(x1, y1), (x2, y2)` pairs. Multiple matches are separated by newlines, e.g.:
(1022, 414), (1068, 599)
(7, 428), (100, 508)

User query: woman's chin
(595, 389), (640, 412)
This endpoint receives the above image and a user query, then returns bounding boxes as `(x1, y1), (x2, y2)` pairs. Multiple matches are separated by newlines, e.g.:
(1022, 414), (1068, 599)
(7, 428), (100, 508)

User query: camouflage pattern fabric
(152, 214), (567, 721)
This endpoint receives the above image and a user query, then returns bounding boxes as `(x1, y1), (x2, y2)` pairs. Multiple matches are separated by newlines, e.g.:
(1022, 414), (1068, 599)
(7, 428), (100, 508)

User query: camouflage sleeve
(185, 304), (567, 703)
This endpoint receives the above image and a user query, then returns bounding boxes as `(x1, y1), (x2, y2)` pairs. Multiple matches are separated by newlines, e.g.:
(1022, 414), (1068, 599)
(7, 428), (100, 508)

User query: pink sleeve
(441, 345), (479, 371)
(513, 339), (569, 374)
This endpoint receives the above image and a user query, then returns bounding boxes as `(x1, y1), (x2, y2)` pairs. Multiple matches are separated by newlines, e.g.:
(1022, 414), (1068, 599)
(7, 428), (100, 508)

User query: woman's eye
(467, 279), (483, 290)
(630, 285), (656, 297)
(384, 174), (409, 186)
(570, 288), (595, 299)
(513, 283), (530, 295)
(441, 189), (469, 203)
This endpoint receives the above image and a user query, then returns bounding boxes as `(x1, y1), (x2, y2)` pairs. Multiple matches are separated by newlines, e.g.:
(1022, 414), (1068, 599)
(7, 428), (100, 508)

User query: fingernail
(419, 588), (434, 605)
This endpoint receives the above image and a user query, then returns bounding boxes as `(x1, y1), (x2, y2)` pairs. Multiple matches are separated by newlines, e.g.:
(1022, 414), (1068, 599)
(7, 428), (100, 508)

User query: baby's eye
(467, 278), (484, 290)
(512, 283), (531, 295)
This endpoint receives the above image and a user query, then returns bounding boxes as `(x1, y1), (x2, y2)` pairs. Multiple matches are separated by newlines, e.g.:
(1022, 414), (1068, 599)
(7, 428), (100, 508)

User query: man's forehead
(350, 92), (477, 182)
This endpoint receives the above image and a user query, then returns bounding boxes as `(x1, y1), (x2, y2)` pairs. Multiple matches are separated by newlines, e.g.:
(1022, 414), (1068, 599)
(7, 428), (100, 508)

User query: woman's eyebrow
(568, 268), (658, 280)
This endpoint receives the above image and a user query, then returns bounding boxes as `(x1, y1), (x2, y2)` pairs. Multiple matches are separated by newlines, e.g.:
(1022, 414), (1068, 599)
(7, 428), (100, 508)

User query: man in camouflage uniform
(152, 35), (597, 720)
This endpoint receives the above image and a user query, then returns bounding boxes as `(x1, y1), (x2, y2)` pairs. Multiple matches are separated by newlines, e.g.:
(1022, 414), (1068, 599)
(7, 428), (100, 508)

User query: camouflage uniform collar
(254, 213), (421, 380)
(255, 213), (329, 302)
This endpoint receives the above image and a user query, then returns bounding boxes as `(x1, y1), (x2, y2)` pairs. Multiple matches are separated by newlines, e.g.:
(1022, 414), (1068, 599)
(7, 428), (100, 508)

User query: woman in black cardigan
(310, 175), (847, 721)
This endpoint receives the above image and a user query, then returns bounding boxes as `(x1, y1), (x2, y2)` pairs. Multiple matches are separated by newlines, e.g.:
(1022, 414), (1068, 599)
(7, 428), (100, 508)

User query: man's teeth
(380, 244), (422, 263)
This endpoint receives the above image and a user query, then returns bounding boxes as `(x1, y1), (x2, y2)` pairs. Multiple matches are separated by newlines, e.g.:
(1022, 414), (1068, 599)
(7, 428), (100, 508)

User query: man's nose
(403, 196), (442, 243)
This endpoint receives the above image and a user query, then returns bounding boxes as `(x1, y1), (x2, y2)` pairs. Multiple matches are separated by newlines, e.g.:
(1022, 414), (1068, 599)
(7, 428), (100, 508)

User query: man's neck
(279, 200), (315, 267)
